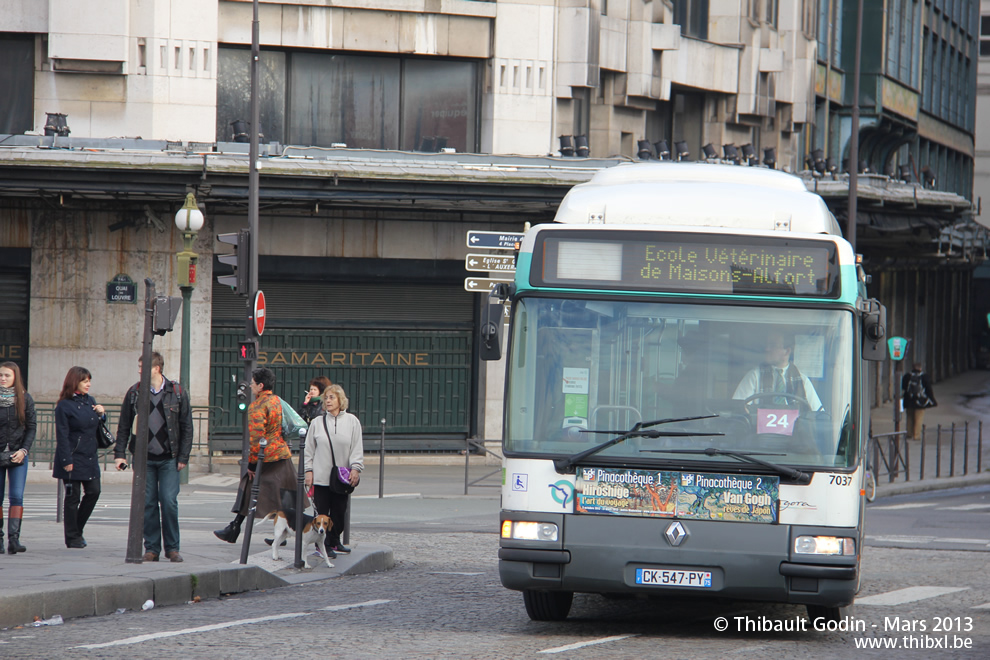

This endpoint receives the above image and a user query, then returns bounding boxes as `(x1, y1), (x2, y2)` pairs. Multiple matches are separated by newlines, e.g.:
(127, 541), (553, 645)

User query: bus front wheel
(523, 590), (573, 621)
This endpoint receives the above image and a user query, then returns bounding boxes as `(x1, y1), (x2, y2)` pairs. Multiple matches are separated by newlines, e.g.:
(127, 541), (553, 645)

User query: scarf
(0, 386), (14, 407)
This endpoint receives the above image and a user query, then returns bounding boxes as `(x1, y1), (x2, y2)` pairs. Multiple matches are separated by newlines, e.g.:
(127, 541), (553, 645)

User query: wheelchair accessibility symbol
(512, 474), (528, 491)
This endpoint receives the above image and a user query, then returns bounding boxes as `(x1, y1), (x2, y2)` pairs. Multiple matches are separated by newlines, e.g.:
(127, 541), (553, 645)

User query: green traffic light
(238, 402), (247, 411)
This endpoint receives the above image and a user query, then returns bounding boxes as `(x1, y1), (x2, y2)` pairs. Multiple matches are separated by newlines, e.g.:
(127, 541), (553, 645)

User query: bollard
(239, 438), (267, 565)
(950, 422), (956, 477)
(464, 437), (471, 496)
(379, 418), (386, 499)
(964, 421), (969, 476)
(56, 479), (63, 523)
(979, 421), (983, 474)
(936, 425), (942, 478)
(904, 431), (910, 482)
(294, 428), (306, 569)
(919, 425), (926, 480)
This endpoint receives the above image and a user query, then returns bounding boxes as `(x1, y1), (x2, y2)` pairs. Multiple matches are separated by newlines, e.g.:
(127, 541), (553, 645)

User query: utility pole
(125, 279), (156, 563)
(846, 0), (864, 251)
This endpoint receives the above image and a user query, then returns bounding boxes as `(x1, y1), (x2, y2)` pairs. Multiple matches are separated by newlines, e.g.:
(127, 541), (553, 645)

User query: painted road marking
(76, 600), (392, 649)
(867, 535), (990, 546)
(973, 603), (990, 609)
(866, 535), (937, 544)
(938, 503), (990, 511)
(856, 586), (969, 606)
(539, 635), (639, 654)
(868, 503), (938, 510)
(428, 572), (485, 576)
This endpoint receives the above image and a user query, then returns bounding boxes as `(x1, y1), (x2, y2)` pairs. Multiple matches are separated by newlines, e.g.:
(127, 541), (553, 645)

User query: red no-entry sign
(253, 290), (266, 336)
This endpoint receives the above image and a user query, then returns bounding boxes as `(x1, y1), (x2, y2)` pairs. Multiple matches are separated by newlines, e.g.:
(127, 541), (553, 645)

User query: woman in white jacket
(304, 383), (363, 555)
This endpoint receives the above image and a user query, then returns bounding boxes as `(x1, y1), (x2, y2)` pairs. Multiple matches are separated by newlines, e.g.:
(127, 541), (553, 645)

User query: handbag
(321, 416), (355, 495)
(97, 419), (116, 449)
(0, 450), (14, 468)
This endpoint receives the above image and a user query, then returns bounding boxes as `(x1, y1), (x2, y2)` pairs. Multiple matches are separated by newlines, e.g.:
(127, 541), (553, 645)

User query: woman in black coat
(0, 361), (36, 554)
(53, 366), (106, 548)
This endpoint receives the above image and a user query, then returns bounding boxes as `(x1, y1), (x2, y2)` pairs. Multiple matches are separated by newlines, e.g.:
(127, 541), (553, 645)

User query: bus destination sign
(536, 232), (838, 298)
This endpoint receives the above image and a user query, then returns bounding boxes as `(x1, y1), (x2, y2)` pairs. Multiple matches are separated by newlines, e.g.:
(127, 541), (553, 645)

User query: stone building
(0, 1), (984, 449)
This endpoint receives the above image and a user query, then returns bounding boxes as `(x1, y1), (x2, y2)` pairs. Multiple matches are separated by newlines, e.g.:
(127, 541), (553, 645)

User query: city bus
(483, 163), (887, 622)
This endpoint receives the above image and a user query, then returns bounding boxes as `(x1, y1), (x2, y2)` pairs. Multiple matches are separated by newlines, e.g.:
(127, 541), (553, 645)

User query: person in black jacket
(0, 362), (36, 554)
(300, 376), (332, 424)
(53, 366), (106, 549)
(114, 352), (193, 562)
(901, 362), (937, 440)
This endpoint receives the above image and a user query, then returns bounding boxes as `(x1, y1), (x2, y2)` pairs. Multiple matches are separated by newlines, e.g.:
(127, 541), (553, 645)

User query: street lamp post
(174, 193), (205, 392)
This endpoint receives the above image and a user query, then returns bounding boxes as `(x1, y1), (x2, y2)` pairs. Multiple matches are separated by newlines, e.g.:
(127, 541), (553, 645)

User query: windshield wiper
(643, 447), (811, 484)
(553, 415), (722, 473)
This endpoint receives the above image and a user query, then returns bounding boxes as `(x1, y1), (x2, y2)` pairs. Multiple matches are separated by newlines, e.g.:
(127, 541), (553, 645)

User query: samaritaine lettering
(257, 351), (430, 367)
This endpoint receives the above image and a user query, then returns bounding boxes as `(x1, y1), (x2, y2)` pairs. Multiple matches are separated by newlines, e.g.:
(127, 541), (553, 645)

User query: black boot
(213, 515), (244, 544)
(7, 506), (25, 554)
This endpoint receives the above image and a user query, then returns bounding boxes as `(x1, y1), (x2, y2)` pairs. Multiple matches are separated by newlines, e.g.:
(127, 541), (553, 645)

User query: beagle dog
(263, 511), (334, 568)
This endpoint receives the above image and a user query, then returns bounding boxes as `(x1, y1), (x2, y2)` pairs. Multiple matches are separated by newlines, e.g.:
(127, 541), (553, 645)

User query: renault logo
(665, 521), (688, 546)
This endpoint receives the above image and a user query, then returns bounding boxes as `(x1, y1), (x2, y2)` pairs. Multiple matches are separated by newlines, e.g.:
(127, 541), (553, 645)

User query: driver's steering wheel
(742, 392), (811, 414)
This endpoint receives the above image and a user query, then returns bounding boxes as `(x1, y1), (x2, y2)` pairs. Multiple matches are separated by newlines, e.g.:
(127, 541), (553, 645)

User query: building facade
(0, 0), (984, 448)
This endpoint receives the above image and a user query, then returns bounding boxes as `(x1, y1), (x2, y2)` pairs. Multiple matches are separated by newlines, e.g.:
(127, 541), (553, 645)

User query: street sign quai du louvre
(106, 274), (137, 304)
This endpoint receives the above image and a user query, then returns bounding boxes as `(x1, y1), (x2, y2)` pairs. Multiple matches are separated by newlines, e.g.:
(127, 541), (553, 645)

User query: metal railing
(27, 402), (222, 470)
(463, 438), (501, 494)
(868, 421), (984, 484)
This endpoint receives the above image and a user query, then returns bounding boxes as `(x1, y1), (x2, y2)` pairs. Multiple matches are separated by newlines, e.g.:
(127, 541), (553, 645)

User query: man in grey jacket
(114, 352), (193, 562)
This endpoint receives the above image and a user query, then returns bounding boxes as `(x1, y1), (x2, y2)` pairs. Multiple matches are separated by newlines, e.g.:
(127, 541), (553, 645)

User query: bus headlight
(501, 520), (559, 542)
(794, 535), (856, 556)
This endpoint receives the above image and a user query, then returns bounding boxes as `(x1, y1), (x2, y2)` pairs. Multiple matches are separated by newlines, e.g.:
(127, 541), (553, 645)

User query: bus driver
(733, 331), (822, 411)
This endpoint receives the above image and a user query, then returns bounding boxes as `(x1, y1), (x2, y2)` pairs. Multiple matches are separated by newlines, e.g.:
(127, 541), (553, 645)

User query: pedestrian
(0, 362), (36, 554)
(304, 383), (363, 556)
(53, 366), (105, 549)
(114, 352), (193, 562)
(901, 362), (937, 440)
(214, 367), (306, 543)
(300, 376), (332, 424)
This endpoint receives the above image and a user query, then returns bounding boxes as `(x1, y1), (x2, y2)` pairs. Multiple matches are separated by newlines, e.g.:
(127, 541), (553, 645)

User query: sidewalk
(869, 369), (990, 497)
(0, 480), (395, 630)
(0, 462), (498, 630)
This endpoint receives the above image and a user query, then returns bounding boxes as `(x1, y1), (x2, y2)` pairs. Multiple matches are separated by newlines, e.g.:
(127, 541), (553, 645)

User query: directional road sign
(464, 276), (513, 293)
(466, 230), (525, 250)
(465, 253), (516, 273)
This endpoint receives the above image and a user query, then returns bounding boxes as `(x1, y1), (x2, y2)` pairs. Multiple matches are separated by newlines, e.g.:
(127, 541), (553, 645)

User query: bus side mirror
(479, 283), (511, 361)
(862, 300), (887, 361)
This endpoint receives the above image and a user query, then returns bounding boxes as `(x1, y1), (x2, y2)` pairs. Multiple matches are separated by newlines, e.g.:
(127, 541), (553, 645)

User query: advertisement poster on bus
(575, 468), (778, 523)
(575, 468), (677, 517)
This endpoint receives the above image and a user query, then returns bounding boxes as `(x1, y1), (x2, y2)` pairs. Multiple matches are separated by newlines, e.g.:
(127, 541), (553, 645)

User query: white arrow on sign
(465, 253), (516, 273)
(464, 276), (513, 292)
(465, 230), (525, 250)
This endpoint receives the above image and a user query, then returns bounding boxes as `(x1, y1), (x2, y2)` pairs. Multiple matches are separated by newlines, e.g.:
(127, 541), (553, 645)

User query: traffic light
(235, 380), (249, 411)
(152, 296), (182, 336)
(216, 228), (251, 296)
(238, 339), (258, 361)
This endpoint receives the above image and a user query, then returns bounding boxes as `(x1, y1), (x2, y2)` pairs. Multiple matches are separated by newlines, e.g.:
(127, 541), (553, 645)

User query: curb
(874, 472), (990, 498)
(0, 564), (286, 630)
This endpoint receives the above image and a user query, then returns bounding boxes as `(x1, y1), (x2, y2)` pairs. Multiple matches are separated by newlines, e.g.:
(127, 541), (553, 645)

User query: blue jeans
(0, 460), (28, 507)
(145, 457), (181, 554)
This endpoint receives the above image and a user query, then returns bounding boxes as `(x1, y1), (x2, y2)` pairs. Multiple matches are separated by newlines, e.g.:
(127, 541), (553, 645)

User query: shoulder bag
(0, 450), (14, 468)
(97, 418), (116, 449)
(321, 415), (355, 495)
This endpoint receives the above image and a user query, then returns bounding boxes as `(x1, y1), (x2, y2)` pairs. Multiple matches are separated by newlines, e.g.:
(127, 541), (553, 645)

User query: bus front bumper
(499, 514), (858, 607)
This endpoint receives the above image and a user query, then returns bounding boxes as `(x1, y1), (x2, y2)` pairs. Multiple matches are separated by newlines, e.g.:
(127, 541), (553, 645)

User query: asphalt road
(1, 487), (987, 658)
(865, 485), (990, 552)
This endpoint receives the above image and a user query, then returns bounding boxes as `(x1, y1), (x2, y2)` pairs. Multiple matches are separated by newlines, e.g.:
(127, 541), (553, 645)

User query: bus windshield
(505, 297), (856, 470)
